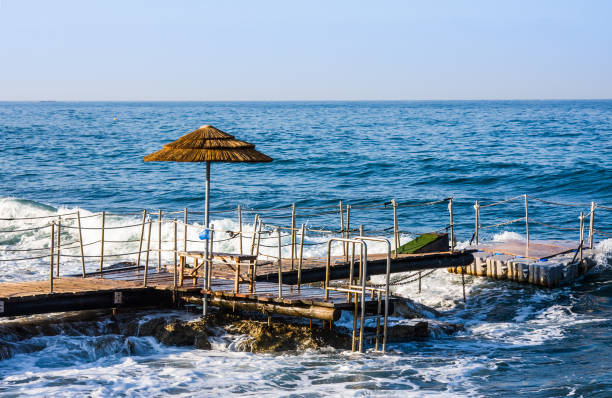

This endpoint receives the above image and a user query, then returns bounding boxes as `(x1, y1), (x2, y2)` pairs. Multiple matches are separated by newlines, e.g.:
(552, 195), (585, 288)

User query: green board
(394, 233), (443, 255)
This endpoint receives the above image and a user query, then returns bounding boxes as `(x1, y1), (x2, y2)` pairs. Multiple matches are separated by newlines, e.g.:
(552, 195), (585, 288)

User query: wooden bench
(178, 251), (258, 293)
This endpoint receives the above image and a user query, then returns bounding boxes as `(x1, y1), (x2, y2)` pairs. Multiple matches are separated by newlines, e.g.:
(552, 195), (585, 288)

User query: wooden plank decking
(0, 250), (474, 319)
(475, 240), (577, 259)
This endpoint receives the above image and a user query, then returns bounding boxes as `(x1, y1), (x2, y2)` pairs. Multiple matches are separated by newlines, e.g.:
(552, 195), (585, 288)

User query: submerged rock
(367, 320), (430, 342)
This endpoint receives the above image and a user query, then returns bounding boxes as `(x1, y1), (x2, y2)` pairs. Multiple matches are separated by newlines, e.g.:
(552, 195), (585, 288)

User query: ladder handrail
(325, 238), (368, 353)
(353, 236), (391, 353)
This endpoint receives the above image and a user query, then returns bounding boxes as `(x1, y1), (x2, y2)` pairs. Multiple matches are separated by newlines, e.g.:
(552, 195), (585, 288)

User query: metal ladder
(324, 237), (391, 353)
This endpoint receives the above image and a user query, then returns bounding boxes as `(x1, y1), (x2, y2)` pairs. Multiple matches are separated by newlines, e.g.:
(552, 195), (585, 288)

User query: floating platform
(447, 240), (596, 287)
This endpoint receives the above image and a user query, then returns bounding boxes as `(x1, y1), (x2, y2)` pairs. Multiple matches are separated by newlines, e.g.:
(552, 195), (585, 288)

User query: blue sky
(1, 0), (611, 100)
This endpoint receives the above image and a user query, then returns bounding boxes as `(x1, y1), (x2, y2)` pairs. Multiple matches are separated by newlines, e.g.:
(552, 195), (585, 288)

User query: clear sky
(1, 0), (611, 101)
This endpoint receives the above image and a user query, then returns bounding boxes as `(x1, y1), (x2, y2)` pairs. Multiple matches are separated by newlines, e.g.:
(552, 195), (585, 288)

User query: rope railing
(526, 195), (591, 208)
(0, 224), (52, 233)
(396, 198), (451, 208)
(0, 254), (51, 262)
(479, 217), (526, 230)
(529, 219), (583, 232)
(479, 194), (524, 209)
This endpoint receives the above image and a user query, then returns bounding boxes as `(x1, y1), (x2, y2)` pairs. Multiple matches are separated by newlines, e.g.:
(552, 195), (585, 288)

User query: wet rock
(226, 320), (351, 353)
(382, 320), (429, 341)
(138, 318), (211, 349)
(427, 319), (464, 336)
(392, 298), (442, 319)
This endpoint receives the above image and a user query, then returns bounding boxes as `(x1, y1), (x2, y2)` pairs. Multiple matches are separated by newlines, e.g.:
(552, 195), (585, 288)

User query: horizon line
(1, 98), (612, 103)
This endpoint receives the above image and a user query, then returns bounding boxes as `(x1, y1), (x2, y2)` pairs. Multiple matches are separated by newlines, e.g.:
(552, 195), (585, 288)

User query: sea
(0, 100), (611, 397)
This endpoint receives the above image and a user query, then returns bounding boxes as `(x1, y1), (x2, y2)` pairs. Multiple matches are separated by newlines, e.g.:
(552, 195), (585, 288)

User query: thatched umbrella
(144, 124), (272, 313)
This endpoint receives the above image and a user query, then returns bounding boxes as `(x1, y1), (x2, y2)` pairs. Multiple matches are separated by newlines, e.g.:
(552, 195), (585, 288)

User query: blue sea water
(0, 100), (611, 396)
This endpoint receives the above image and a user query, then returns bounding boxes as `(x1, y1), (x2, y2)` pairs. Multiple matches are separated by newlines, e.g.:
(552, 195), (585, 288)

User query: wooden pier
(0, 250), (473, 319)
(1, 194), (609, 352)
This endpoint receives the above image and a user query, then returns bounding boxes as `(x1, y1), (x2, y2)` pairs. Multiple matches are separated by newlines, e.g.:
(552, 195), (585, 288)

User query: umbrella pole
(203, 161), (211, 317)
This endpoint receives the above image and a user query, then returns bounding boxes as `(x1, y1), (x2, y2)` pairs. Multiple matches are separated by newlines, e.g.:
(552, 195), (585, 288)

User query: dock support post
(392, 199), (399, 258)
(184, 208), (188, 252)
(237, 205), (243, 254)
(474, 201), (480, 246)
(449, 198), (454, 252)
(77, 211), (86, 278)
(56, 216), (61, 277)
(298, 223), (305, 290)
(158, 209), (162, 271)
(524, 194), (529, 254)
(277, 227), (283, 298)
(99, 211), (105, 278)
(144, 220), (152, 286)
(291, 203), (296, 270)
(588, 202), (595, 249)
(49, 221), (55, 293)
(136, 210), (147, 271)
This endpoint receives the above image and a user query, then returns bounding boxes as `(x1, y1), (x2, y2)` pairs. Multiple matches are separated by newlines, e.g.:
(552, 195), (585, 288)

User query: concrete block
(508, 258), (534, 283)
(486, 254), (514, 280)
(472, 251), (492, 277)
(537, 262), (563, 287)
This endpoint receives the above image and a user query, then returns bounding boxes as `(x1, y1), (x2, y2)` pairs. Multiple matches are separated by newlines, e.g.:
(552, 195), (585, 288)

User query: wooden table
(178, 251), (258, 293)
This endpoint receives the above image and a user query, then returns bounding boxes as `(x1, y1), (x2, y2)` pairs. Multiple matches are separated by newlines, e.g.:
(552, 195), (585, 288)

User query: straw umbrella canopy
(144, 124), (272, 228)
(144, 125), (272, 313)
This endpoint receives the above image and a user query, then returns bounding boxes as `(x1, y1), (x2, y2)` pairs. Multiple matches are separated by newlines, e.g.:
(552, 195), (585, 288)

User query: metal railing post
(184, 208), (188, 252)
(298, 223), (305, 290)
(99, 211), (105, 278)
(290, 203), (296, 270)
(49, 222), (55, 293)
(345, 205), (351, 262)
(77, 211), (86, 278)
(589, 202), (595, 249)
(339, 200), (345, 258)
(158, 209), (162, 271)
(250, 214), (260, 256)
(174, 219), (178, 289)
(524, 194), (529, 249)
(173, 219), (178, 271)
(237, 205), (243, 254)
(448, 198), (454, 252)
(136, 210), (147, 270)
(392, 199), (399, 258)
(579, 212), (584, 263)
(56, 216), (61, 277)
(277, 226), (283, 298)
(474, 201), (480, 246)
(144, 219), (152, 286)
